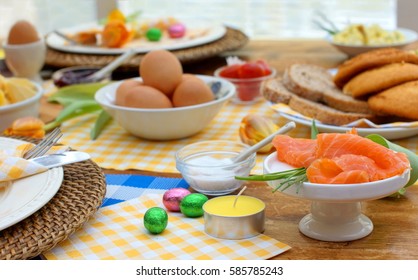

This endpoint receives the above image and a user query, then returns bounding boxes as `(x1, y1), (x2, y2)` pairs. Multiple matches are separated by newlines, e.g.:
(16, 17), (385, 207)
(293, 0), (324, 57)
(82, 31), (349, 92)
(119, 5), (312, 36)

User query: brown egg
(115, 79), (143, 105)
(7, 20), (40, 45)
(172, 77), (215, 107)
(121, 85), (173, 109)
(181, 73), (199, 81)
(139, 50), (183, 97)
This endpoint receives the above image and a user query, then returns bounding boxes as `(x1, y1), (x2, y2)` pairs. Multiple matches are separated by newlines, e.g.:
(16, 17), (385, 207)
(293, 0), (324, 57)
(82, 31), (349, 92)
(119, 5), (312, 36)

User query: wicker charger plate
(0, 136), (106, 260)
(45, 27), (249, 69)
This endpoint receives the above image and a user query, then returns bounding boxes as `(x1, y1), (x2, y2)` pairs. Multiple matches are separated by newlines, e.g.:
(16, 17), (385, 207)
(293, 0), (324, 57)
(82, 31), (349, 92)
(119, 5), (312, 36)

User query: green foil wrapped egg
(180, 193), (209, 218)
(143, 207), (168, 234)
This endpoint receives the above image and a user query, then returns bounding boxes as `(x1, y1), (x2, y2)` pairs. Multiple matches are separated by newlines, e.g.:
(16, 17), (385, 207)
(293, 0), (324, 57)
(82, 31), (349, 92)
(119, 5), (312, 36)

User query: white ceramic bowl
(263, 152), (410, 242)
(326, 27), (418, 57)
(0, 83), (43, 131)
(176, 140), (256, 196)
(95, 75), (235, 140)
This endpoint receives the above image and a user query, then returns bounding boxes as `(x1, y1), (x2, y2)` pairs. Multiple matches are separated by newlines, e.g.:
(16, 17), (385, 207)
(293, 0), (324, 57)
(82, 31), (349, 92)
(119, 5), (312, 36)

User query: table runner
(58, 100), (310, 175)
(43, 174), (291, 260)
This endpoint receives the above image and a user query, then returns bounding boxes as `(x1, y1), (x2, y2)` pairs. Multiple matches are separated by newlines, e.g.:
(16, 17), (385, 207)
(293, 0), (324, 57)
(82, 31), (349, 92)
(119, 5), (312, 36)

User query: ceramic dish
(95, 75), (235, 140)
(0, 137), (63, 231)
(263, 152), (410, 241)
(46, 21), (226, 55)
(326, 27), (418, 57)
(0, 82), (43, 132)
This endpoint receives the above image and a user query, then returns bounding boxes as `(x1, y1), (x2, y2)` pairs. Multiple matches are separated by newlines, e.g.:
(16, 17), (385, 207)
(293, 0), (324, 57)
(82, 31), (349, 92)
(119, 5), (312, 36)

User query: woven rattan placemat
(0, 136), (106, 260)
(45, 27), (249, 69)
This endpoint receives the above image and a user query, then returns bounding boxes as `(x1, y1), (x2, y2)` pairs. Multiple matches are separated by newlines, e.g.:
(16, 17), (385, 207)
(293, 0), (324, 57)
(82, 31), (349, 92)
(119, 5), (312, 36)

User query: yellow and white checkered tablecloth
(44, 193), (291, 260)
(59, 100), (311, 174)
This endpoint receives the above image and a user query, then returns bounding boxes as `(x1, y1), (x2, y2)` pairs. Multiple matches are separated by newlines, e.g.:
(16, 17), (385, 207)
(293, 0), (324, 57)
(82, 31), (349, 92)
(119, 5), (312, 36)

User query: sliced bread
(262, 77), (374, 126)
(288, 95), (374, 126)
(262, 77), (293, 104)
(282, 63), (333, 102)
(333, 48), (418, 88)
(282, 63), (371, 114)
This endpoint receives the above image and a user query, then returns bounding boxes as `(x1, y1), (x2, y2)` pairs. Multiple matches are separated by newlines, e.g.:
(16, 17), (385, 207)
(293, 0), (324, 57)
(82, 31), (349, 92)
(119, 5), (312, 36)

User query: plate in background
(46, 21), (226, 55)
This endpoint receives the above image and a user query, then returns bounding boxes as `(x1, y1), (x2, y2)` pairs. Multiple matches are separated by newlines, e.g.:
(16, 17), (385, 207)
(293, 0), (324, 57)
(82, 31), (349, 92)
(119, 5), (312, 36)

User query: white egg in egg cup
(263, 153), (411, 242)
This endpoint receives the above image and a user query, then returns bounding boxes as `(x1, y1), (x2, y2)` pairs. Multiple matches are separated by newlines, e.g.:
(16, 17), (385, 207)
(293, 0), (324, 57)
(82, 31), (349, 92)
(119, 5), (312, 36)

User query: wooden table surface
(40, 39), (418, 260)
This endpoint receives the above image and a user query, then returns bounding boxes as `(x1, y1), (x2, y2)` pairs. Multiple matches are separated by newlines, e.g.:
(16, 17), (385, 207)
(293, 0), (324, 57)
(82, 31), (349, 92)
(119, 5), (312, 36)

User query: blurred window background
(0, 0), (412, 43)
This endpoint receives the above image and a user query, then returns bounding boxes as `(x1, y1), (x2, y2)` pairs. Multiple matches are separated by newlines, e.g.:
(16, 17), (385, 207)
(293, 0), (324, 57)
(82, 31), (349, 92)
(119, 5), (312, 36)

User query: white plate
(46, 21), (227, 55)
(326, 27), (418, 57)
(0, 137), (63, 231)
(279, 112), (418, 140)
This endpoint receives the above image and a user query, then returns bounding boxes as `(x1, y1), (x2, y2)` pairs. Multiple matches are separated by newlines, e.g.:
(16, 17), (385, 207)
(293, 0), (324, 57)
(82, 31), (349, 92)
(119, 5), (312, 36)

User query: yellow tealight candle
(203, 194), (266, 240)
(203, 195), (265, 217)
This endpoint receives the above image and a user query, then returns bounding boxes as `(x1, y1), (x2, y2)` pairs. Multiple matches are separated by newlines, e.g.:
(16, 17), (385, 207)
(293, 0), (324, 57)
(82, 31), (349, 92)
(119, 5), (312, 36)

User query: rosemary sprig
(312, 11), (339, 35)
(235, 167), (307, 193)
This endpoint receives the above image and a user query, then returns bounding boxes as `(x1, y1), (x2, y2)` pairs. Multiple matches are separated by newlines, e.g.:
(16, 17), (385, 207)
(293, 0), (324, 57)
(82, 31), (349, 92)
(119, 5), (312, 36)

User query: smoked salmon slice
(272, 135), (316, 168)
(273, 131), (410, 184)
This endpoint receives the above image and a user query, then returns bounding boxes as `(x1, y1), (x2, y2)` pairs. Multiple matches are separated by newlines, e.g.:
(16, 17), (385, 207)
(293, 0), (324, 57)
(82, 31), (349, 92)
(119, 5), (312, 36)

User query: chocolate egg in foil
(163, 188), (191, 212)
(143, 207), (168, 234)
(180, 193), (209, 218)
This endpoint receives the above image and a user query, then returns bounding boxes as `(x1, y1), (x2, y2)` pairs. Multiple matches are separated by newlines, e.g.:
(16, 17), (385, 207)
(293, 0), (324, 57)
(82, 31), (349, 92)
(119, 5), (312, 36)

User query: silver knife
(29, 151), (91, 168)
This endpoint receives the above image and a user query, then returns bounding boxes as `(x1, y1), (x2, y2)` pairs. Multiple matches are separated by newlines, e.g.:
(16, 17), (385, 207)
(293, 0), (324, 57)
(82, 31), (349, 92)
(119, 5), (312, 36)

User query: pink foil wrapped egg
(168, 23), (186, 38)
(163, 188), (191, 212)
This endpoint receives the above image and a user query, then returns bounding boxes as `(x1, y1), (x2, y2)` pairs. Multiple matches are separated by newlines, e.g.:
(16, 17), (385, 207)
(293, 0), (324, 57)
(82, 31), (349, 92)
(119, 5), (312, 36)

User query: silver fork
(23, 127), (63, 160)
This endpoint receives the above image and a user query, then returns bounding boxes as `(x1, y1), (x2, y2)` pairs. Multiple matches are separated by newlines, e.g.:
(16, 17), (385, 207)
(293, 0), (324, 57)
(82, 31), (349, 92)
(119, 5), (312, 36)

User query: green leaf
(311, 119), (319, 139)
(366, 134), (418, 189)
(90, 110), (113, 140)
(48, 83), (109, 106)
(55, 100), (102, 123)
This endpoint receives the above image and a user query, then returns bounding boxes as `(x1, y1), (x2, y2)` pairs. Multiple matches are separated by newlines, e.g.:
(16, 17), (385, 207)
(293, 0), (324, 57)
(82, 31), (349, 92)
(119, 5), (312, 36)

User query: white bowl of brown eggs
(95, 49), (235, 140)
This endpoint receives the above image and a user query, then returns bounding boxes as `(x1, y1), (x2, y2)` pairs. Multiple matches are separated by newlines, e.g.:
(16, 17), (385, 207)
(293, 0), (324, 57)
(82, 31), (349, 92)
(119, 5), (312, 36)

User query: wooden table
(40, 39), (418, 260)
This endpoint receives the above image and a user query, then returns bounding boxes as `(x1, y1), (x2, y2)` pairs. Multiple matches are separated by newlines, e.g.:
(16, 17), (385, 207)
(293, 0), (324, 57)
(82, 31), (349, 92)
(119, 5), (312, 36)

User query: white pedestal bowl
(263, 153), (410, 242)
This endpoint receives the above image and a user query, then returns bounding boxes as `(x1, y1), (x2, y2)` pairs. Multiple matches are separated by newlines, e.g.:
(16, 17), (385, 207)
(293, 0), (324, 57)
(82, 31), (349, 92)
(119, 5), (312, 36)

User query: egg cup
(3, 39), (46, 82)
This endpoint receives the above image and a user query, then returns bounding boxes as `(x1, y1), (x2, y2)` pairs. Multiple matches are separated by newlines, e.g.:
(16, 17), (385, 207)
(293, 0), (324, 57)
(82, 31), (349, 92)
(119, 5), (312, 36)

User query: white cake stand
(263, 153), (411, 242)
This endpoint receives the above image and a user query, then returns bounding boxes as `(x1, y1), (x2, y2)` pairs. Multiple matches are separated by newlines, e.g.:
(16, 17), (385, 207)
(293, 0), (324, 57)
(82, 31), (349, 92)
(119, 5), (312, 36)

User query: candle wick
(233, 186), (247, 208)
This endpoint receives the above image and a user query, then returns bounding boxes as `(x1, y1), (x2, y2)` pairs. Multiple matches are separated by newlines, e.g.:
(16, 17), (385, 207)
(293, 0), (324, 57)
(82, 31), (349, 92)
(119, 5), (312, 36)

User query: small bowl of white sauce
(175, 140), (256, 196)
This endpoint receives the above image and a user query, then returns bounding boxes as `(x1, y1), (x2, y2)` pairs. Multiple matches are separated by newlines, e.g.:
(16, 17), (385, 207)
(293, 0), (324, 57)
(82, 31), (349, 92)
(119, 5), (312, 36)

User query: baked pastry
(343, 62), (418, 98)
(333, 48), (418, 88)
(368, 80), (418, 120)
